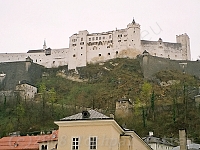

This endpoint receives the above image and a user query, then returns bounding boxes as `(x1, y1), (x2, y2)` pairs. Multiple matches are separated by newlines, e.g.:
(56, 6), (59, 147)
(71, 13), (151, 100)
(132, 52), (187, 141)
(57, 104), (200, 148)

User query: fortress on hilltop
(0, 19), (191, 70)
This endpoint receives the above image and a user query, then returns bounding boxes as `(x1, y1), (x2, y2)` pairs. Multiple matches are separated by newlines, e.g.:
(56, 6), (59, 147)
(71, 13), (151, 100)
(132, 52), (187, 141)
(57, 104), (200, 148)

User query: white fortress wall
(0, 53), (27, 62)
(141, 39), (183, 60)
(86, 32), (113, 64)
(0, 20), (191, 70)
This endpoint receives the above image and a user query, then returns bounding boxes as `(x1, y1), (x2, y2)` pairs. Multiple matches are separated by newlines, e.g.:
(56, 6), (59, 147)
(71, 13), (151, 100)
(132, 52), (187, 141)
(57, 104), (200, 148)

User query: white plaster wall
(16, 84), (37, 99)
(148, 143), (173, 150)
(141, 41), (183, 60)
(0, 53), (27, 62)
(86, 32), (113, 64)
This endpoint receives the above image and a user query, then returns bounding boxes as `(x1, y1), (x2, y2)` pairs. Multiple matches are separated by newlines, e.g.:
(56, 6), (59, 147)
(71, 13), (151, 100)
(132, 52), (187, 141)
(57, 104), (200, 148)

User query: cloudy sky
(0, 0), (199, 60)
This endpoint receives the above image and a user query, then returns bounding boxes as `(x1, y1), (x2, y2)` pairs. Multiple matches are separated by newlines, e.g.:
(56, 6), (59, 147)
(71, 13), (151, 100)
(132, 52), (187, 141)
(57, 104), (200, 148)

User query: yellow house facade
(55, 110), (152, 150)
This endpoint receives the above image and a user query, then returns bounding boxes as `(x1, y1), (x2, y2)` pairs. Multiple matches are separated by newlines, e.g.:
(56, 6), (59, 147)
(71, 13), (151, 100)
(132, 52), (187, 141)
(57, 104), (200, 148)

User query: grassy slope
(1, 58), (200, 142)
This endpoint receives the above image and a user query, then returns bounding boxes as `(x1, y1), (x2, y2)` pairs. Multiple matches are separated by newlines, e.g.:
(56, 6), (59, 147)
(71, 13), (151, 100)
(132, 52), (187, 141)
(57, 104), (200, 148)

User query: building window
(81, 38), (83, 41)
(116, 51), (118, 54)
(154, 53), (156, 56)
(103, 37), (105, 40)
(108, 53), (110, 55)
(81, 54), (83, 56)
(99, 54), (101, 57)
(99, 37), (101, 40)
(81, 47), (83, 49)
(73, 54), (76, 57)
(72, 137), (79, 150)
(80, 42), (84, 45)
(175, 55), (177, 57)
(89, 38), (91, 41)
(90, 137), (97, 149)
(96, 37), (98, 40)
(109, 35), (111, 39)
(92, 37), (95, 41)
(118, 40), (121, 42)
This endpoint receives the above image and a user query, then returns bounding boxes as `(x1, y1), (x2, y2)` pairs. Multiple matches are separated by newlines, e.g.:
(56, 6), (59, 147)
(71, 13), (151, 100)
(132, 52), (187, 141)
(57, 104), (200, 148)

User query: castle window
(73, 54), (76, 57)
(116, 51), (118, 54)
(89, 38), (91, 41)
(108, 53), (110, 55)
(81, 38), (83, 41)
(96, 37), (98, 40)
(99, 54), (101, 57)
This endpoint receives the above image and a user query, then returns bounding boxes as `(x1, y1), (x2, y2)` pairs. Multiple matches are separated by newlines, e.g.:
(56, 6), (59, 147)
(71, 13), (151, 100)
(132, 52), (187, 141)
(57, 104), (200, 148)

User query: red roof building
(0, 130), (58, 150)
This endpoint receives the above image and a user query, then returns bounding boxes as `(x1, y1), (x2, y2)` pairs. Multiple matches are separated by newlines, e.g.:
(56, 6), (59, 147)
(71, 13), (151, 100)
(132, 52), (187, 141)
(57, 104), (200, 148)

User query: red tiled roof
(0, 130), (58, 150)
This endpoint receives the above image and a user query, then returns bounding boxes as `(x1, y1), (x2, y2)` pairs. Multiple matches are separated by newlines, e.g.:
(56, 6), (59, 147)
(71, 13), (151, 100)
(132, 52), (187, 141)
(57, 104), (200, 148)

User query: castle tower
(115, 98), (133, 118)
(126, 18), (141, 53)
(43, 40), (47, 50)
(176, 34), (191, 60)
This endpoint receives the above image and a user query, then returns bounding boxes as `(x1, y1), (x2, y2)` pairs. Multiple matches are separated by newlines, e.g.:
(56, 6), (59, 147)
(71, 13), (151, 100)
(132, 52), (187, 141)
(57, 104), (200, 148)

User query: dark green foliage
(1, 58), (200, 142)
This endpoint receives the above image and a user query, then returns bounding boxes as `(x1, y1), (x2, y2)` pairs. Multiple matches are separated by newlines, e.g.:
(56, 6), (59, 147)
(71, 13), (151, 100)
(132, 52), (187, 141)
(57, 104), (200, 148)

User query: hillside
(0, 58), (200, 143)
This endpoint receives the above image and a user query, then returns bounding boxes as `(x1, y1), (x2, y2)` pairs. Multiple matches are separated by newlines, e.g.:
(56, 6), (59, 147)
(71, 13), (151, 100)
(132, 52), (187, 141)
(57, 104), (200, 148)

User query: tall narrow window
(72, 137), (79, 150)
(90, 137), (97, 149)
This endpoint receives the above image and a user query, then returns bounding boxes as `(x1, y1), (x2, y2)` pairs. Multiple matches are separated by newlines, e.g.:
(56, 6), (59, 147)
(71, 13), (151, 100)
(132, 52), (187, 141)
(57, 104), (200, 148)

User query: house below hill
(54, 109), (151, 150)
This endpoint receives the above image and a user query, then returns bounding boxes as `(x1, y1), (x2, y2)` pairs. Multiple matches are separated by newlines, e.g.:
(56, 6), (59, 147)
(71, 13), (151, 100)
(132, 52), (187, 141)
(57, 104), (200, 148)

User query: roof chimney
(149, 131), (153, 136)
(179, 129), (187, 150)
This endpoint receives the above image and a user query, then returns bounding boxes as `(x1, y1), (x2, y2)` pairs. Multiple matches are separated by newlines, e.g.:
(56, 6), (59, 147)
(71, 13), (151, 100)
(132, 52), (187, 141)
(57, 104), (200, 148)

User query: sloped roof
(60, 110), (111, 121)
(143, 136), (174, 146)
(27, 49), (44, 53)
(0, 131), (58, 150)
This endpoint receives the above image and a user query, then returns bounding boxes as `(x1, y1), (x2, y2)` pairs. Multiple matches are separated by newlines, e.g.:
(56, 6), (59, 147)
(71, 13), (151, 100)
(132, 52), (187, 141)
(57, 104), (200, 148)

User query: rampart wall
(140, 54), (200, 79)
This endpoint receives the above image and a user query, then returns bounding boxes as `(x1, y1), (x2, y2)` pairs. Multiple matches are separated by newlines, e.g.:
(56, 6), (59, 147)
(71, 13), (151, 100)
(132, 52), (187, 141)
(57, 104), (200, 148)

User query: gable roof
(60, 110), (111, 121)
(142, 136), (174, 146)
(0, 131), (58, 150)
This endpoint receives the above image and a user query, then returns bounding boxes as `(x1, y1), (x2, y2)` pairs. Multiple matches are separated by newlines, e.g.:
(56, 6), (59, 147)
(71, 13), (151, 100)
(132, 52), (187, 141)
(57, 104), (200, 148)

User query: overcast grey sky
(0, 0), (199, 60)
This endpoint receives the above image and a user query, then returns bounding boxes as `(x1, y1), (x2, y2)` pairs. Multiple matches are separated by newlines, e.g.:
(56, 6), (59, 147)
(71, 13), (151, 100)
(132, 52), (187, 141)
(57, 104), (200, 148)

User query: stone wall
(0, 61), (44, 90)
(140, 54), (200, 79)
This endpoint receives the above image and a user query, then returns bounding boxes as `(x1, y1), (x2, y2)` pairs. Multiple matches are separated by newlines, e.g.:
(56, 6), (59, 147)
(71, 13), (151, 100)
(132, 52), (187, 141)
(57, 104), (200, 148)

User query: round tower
(126, 18), (141, 53)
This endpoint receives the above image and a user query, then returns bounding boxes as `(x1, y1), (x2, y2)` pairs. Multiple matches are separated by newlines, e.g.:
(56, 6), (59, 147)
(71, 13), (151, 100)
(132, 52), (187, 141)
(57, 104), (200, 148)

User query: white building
(15, 82), (37, 100)
(0, 19), (191, 70)
(143, 132), (174, 150)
